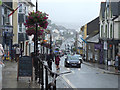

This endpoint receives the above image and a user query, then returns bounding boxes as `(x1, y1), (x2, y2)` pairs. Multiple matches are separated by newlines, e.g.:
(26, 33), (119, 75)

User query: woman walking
(55, 55), (60, 70)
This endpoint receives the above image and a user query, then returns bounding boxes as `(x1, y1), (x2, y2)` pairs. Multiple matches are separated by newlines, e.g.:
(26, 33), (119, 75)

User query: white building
(99, 0), (120, 65)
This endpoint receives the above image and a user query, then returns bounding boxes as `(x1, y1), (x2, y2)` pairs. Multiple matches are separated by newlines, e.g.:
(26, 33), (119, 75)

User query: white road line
(61, 75), (77, 90)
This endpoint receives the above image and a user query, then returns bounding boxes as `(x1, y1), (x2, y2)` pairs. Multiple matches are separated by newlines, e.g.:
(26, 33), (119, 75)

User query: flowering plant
(26, 26), (44, 36)
(24, 11), (49, 36)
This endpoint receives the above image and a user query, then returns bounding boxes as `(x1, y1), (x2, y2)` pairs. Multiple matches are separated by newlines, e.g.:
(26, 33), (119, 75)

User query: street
(56, 56), (118, 88)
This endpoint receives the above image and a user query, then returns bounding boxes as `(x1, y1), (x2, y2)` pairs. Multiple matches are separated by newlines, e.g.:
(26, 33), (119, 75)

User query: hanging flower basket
(24, 10), (49, 36)
(24, 11), (49, 29)
(26, 26), (44, 36)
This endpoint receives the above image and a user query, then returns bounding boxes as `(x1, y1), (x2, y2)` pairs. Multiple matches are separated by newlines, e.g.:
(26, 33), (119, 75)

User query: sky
(31, 0), (106, 29)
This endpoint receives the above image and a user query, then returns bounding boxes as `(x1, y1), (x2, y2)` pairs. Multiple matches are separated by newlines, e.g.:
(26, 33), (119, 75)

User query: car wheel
(78, 64), (81, 68)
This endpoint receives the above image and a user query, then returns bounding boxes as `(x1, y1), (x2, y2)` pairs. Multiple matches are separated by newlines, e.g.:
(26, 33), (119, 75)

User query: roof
(87, 17), (100, 35)
(111, 2), (120, 16)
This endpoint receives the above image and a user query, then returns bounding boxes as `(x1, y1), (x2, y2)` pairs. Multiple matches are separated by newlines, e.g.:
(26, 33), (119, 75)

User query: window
(101, 25), (103, 37)
(105, 25), (107, 38)
(110, 24), (112, 38)
(19, 4), (22, 12)
(19, 23), (22, 32)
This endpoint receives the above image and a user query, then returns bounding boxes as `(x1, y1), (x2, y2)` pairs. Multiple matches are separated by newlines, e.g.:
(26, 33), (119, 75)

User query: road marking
(61, 75), (77, 89)
(66, 68), (75, 74)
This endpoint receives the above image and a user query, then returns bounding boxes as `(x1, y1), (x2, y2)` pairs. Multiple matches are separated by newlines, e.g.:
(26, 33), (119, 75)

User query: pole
(50, 31), (52, 54)
(36, 0), (38, 56)
(45, 66), (48, 90)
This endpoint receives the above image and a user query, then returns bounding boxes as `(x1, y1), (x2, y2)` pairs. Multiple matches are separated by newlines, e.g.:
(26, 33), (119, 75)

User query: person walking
(55, 55), (60, 70)
(11, 47), (16, 62)
(46, 53), (54, 70)
(15, 46), (21, 62)
(115, 53), (119, 73)
(0, 44), (4, 63)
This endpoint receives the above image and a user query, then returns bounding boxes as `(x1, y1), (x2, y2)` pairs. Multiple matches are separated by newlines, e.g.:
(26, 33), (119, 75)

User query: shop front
(2, 25), (13, 60)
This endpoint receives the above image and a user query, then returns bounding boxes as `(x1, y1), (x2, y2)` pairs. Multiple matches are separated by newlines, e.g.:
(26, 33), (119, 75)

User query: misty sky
(31, 0), (106, 29)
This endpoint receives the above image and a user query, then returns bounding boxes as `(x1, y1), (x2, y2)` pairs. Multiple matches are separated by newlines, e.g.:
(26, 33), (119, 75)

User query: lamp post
(36, 0), (38, 56)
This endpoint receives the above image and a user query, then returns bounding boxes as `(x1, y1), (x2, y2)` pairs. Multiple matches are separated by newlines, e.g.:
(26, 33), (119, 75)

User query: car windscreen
(68, 56), (79, 60)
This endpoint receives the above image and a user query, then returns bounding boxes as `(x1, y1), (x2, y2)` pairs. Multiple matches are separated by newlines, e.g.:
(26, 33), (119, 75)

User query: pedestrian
(15, 46), (21, 62)
(11, 47), (16, 62)
(115, 53), (119, 73)
(0, 44), (4, 63)
(55, 55), (60, 70)
(46, 53), (54, 70)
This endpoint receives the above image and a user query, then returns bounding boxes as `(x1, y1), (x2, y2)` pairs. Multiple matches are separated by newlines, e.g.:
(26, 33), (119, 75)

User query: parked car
(64, 55), (82, 68)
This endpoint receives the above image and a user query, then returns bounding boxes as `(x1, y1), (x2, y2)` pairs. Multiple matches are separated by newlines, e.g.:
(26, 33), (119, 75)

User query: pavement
(2, 60), (71, 89)
(83, 61), (120, 75)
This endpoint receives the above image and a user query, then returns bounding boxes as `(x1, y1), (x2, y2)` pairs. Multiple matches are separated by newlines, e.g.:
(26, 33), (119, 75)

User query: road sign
(0, 0), (2, 5)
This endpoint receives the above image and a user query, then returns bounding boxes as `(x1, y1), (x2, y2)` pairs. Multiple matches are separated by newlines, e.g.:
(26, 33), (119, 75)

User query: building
(85, 17), (100, 63)
(0, 2), (14, 59)
(18, 0), (35, 56)
(80, 24), (87, 59)
(99, 1), (120, 65)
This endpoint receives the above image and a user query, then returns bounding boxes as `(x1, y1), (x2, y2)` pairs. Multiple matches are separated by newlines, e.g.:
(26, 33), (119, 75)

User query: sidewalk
(83, 61), (120, 75)
(2, 60), (71, 89)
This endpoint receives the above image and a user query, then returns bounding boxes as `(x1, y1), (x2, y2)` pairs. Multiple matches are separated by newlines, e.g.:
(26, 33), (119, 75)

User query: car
(64, 55), (82, 68)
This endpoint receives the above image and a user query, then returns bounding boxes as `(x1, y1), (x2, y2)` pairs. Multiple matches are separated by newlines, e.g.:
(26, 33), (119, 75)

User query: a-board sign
(17, 56), (33, 81)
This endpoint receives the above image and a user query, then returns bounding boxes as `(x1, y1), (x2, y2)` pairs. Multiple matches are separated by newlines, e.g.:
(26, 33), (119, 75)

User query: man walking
(47, 53), (54, 70)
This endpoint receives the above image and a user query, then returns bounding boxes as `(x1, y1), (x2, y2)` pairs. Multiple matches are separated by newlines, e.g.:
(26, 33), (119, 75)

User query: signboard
(17, 56), (33, 81)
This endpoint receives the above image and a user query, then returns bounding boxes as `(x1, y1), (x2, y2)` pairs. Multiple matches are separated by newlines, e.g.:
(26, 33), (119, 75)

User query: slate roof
(111, 2), (120, 16)
(87, 17), (99, 35)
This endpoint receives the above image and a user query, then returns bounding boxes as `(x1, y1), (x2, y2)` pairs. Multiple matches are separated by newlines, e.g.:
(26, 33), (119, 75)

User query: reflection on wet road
(57, 56), (118, 88)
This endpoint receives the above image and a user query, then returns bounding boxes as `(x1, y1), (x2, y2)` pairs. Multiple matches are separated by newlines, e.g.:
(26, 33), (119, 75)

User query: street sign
(0, 0), (2, 5)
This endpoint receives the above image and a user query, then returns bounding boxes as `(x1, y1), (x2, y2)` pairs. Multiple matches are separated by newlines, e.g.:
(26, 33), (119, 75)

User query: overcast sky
(31, 0), (106, 29)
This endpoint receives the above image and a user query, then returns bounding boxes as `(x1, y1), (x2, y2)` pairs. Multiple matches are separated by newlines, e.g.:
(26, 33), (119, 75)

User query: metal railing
(33, 55), (71, 90)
